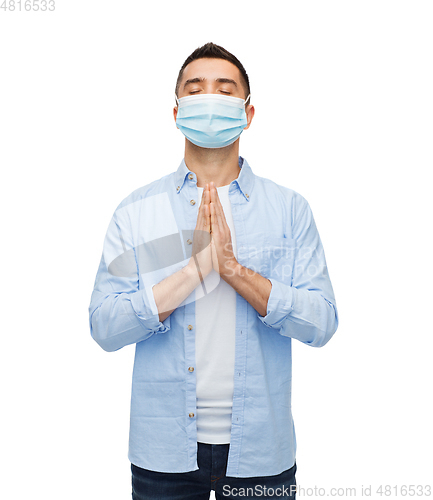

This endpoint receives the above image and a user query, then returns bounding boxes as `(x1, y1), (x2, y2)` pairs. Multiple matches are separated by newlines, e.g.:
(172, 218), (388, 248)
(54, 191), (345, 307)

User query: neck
(184, 139), (241, 188)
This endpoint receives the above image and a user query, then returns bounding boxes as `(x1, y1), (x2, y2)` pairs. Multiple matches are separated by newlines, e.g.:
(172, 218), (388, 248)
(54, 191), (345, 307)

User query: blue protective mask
(175, 93), (251, 149)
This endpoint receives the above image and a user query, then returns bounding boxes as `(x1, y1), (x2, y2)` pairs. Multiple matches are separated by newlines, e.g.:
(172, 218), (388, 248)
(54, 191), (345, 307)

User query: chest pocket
(245, 236), (296, 284)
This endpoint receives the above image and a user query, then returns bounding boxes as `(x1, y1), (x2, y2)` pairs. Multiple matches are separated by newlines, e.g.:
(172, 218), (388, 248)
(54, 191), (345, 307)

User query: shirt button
(189, 412), (195, 418)
(188, 324), (193, 330)
(245, 193), (249, 199)
(176, 186), (180, 191)
(190, 199), (196, 205)
(188, 173), (194, 180)
(186, 239), (192, 245)
(188, 366), (194, 372)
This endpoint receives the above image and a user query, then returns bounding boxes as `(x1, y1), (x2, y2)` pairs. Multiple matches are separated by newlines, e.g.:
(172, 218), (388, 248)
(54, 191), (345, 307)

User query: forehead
(181, 58), (242, 85)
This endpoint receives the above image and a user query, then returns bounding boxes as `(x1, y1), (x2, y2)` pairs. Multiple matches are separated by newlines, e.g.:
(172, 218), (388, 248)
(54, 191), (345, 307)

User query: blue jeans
(131, 442), (297, 499)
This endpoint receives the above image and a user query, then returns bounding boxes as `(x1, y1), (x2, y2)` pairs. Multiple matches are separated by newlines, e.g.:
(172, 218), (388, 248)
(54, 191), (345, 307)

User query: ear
(173, 106), (178, 128)
(243, 105), (255, 131)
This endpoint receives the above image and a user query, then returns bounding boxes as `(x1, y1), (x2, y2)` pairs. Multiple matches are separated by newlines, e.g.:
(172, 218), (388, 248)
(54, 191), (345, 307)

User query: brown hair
(175, 42), (250, 100)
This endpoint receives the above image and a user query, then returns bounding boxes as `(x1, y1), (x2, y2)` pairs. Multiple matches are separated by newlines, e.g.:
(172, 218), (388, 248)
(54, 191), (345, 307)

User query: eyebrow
(183, 77), (238, 89)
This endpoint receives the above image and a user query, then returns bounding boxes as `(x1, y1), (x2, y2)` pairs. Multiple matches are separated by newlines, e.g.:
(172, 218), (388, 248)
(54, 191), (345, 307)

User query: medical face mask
(175, 93), (251, 149)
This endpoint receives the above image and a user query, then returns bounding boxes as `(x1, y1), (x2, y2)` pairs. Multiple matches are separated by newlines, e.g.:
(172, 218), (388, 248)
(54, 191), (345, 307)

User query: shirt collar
(174, 155), (254, 202)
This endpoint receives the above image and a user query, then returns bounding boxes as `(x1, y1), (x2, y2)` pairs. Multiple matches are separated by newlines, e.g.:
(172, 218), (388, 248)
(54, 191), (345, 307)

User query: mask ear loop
(175, 94), (179, 106)
(244, 94), (251, 106)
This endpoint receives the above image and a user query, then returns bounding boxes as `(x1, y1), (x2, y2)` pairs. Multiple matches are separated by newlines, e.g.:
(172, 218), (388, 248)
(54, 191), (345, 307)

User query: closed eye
(189, 90), (231, 95)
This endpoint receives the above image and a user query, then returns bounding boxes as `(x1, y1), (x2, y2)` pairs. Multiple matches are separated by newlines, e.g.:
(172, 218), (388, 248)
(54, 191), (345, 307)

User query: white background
(1, 1), (432, 499)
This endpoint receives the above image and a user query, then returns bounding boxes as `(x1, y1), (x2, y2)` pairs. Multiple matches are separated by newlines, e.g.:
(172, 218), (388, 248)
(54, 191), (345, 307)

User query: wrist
(220, 258), (242, 282)
(186, 257), (208, 283)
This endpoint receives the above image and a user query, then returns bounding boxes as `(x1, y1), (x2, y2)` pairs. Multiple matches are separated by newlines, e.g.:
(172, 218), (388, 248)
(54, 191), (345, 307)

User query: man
(89, 42), (338, 500)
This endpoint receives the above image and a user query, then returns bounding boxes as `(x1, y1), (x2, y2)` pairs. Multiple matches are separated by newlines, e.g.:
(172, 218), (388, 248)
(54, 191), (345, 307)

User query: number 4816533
(0, 0), (55, 11)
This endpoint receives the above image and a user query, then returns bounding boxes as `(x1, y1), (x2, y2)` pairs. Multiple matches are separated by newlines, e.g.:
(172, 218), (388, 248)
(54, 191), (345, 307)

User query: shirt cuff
(131, 284), (170, 334)
(258, 278), (294, 330)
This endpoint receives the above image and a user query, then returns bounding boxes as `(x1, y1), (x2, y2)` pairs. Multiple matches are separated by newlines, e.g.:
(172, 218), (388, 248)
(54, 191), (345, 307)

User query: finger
(203, 185), (210, 230)
(210, 184), (227, 233)
(197, 198), (205, 230)
(209, 200), (219, 237)
(200, 187), (207, 228)
(205, 184), (214, 234)
(201, 183), (208, 203)
(204, 203), (210, 232)
(210, 182), (229, 228)
(198, 184), (210, 230)
(194, 201), (211, 255)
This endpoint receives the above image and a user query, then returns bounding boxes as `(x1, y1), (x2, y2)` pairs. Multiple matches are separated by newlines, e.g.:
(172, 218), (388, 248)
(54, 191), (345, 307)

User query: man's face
(173, 57), (254, 130)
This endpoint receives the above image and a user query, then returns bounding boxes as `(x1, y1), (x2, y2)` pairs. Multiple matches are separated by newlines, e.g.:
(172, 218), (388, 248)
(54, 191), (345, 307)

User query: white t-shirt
(195, 184), (237, 444)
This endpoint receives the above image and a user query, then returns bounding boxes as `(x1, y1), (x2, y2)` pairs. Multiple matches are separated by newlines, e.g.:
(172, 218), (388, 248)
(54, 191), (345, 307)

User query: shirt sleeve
(258, 193), (338, 347)
(88, 206), (170, 352)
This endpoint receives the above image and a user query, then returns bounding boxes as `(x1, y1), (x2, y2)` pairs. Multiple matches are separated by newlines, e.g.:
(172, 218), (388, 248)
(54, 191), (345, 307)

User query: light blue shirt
(88, 156), (339, 478)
